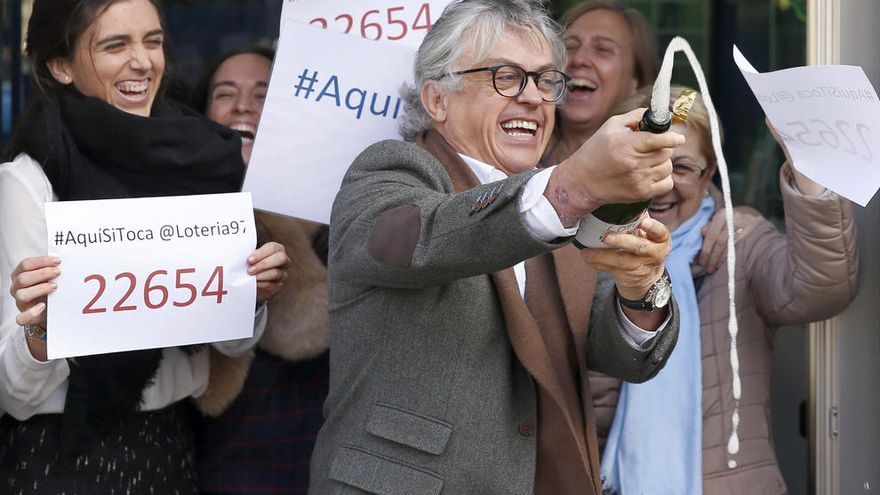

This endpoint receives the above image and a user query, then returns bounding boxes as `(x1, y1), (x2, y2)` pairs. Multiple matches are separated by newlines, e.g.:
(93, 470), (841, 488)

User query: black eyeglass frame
(672, 163), (711, 182)
(451, 64), (572, 102)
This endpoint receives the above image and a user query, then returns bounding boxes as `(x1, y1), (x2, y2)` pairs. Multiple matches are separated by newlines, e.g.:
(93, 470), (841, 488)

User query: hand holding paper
(765, 118), (826, 196)
(734, 45), (880, 206)
(45, 193), (258, 359)
(249, 241), (290, 302)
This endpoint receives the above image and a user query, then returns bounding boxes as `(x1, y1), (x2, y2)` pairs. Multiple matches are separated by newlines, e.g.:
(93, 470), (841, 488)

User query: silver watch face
(652, 279), (672, 308)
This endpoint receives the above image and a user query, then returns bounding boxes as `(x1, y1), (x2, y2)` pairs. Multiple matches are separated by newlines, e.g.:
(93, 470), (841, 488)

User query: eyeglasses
(672, 163), (709, 185)
(451, 64), (571, 102)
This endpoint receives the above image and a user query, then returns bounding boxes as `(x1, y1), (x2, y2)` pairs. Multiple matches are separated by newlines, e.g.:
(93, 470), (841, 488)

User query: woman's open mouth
(230, 123), (257, 145)
(115, 80), (151, 103)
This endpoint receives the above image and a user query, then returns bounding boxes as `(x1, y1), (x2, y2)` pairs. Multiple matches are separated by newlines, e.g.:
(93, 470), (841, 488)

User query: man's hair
(399, 0), (564, 141)
(559, 0), (658, 88)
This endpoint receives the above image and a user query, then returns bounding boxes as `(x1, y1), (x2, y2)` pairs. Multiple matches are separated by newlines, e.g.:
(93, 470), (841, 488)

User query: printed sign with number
(45, 193), (257, 359)
(281, 0), (449, 47)
(734, 45), (880, 206)
(244, 21), (418, 223)
(246, 1), (451, 222)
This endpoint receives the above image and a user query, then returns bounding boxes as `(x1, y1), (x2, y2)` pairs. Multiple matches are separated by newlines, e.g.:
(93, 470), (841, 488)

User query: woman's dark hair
(190, 45), (275, 114)
(25, 0), (166, 97)
(4, 0), (167, 161)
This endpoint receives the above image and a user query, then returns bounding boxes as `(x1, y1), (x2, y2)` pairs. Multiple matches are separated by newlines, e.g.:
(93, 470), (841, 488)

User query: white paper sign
(281, 0), (449, 47)
(45, 193), (256, 359)
(243, 21), (416, 223)
(733, 45), (880, 206)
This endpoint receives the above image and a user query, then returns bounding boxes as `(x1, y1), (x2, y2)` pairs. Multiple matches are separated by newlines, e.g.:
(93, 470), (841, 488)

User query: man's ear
(421, 82), (448, 123)
(46, 58), (74, 85)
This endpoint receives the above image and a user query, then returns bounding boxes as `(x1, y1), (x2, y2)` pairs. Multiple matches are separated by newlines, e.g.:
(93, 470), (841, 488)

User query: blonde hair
(615, 85), (723, 173)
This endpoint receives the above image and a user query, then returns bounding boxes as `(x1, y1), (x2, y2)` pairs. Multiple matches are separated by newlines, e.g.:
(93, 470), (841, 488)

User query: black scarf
(15, 87), (245, 457)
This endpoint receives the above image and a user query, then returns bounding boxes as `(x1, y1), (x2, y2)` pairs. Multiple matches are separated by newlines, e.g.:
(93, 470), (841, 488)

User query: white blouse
(0, 153), (266, 420)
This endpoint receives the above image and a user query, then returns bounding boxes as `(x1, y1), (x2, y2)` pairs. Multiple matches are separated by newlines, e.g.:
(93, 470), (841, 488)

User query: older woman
(543, 0), (658, 165)
(0, 1), (288, 492)
(309, 0), (685, 493)
(596, 86), (859, 494)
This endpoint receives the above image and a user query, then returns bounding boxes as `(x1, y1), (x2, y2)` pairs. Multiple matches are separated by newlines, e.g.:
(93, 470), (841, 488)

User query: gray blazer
(309, 139), (678, 494)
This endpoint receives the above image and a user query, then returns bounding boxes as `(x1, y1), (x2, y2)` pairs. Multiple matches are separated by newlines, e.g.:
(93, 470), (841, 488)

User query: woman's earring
(64, 75), (71, 83)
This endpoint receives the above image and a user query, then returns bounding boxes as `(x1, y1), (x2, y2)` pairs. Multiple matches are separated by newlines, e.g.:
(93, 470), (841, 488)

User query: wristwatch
(616, 269), (672, 312)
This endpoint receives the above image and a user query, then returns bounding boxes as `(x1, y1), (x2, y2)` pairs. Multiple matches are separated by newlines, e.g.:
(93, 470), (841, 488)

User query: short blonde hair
(614, 85), (723, 173)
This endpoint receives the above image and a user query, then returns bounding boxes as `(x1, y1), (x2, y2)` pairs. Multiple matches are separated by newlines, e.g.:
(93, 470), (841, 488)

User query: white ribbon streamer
(649, 37), (742, 469)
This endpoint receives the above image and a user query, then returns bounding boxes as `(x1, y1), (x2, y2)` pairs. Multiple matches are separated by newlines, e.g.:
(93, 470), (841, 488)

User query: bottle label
(573, 214), (642, 249)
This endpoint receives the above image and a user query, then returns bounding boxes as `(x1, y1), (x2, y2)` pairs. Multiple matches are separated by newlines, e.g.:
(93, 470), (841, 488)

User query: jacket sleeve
(747, 162), (859, 326)
(330, 140), (564, 292)
(0, 155), (71, 420)
(586, 273), (680, 382)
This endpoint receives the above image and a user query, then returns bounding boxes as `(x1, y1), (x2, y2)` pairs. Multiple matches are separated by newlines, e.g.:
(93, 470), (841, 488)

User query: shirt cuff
(616, 299), (672, 349)
(11, 326), (58, 369)
(210, 302), (267, 357)
(520, 166), (579, 241)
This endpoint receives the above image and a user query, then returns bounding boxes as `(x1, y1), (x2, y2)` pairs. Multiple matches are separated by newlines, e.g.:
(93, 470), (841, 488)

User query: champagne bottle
(573, 109), (671, 249)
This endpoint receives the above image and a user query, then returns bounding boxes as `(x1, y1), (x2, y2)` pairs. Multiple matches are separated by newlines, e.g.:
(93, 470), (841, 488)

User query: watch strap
(615, 269), (671, 312)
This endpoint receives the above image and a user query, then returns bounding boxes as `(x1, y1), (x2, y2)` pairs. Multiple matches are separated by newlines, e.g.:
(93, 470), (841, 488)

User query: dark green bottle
(573, 109), (671, 249)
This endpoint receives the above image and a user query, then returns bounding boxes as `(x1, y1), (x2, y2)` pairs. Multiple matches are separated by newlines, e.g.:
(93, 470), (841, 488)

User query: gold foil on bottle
(671, 89), (697, 124)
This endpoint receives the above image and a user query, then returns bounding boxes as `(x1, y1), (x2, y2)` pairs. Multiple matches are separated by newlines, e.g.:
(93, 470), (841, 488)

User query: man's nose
(516, 76), (545, 105)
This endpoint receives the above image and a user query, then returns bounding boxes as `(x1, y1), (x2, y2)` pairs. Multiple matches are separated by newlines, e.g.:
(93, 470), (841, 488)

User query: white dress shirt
(458, 154), (668, 346)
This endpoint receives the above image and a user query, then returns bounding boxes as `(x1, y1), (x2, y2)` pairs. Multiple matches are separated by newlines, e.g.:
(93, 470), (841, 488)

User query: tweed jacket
(590, 163), (858, 494)
(309, 136), (679, 495)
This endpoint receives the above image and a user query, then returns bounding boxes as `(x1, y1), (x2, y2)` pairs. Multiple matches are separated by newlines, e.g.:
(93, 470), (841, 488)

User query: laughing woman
(0, 0), (288, 493)
(596, 86), (859, 494)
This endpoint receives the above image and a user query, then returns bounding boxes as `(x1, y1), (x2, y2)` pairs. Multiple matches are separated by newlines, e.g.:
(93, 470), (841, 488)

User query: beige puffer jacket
(591, 163), (858, 494)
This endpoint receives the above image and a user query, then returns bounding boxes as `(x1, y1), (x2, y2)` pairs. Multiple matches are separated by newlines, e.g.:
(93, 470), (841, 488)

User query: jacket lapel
(416, 130), (574, 420)
(550, 246), (601, 482)
(551, 246), (595, 367)
(418, 130), (598, 492)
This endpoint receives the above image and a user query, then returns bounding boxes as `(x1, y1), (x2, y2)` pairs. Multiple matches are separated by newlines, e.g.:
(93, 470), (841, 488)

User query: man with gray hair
(310, 1), (682, 493)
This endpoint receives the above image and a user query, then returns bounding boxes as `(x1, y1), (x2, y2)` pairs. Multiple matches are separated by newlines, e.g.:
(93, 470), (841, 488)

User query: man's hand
(581, 216), (671, 330)
(545, 108), (684, 227)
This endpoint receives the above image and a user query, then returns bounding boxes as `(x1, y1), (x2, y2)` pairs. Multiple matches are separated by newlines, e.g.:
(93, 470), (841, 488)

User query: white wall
(833, 1), (880, 493)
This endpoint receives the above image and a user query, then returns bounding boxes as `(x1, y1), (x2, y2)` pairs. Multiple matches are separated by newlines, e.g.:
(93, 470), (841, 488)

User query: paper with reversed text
(734, 45), (880, 207)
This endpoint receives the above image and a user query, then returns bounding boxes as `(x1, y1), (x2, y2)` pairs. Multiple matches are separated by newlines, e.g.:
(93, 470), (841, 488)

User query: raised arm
(747, 162), (858, 325)
(744, 121), (858, 323)
(329, 140), (562, 292)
